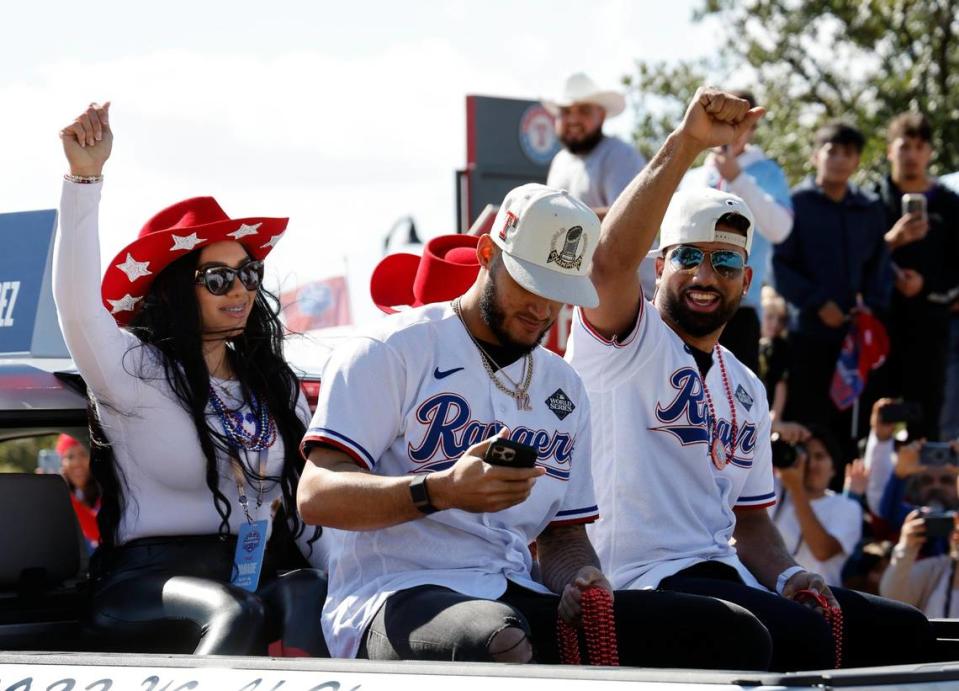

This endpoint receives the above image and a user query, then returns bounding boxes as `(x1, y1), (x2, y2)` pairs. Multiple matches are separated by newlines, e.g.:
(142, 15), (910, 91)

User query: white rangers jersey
(303, 303), (598, 658)
(565, 298), (775, 591)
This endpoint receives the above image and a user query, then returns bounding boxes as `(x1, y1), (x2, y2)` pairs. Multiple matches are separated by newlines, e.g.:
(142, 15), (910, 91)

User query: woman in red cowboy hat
(53, 102), (328, 657)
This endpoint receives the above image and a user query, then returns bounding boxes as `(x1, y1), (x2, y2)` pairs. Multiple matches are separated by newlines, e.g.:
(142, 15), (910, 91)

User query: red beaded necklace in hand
(700, 345), (738, 470)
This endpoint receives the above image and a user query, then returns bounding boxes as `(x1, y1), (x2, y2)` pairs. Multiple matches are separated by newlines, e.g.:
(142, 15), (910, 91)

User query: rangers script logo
(547, 226), (587, 271)
(650, 367), (758, 468)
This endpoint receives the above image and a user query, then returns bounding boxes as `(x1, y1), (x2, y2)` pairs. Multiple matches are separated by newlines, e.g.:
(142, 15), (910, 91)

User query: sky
(2, 0), (719, 326)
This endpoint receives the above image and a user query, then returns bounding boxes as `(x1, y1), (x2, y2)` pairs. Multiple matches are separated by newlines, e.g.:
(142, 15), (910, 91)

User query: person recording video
(770, 426), (863, 587)
(881, 508), (959, 618)
(868, 396), (959, 552)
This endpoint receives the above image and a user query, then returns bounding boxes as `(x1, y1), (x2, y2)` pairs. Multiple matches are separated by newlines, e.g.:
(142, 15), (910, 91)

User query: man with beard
(297, 183), (771, 668)
(874, 112), (959, 441)
(565, 87), (933, 671)
(545, 73), (646, 220)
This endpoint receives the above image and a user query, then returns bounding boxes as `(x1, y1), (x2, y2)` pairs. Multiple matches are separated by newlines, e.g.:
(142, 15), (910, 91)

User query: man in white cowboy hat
(544, 73), (646, 220)
(297, 182), (772, 668)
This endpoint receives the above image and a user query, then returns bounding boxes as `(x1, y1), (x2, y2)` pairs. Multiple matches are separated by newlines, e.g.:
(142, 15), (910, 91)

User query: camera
(922, 510), (956, 539)
(771, 433), (805, 469)
(901, 193), (927, 219)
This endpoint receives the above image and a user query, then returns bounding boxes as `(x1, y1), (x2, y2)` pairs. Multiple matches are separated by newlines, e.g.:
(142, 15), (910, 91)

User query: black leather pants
(90, 535), (328, 656)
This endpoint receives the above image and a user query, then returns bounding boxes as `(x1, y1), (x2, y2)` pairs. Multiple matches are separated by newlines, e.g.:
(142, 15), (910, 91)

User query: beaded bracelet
(64, 173), (103, 184)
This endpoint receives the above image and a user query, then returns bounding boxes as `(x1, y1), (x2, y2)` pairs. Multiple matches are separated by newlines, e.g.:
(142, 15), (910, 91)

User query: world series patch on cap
(490, 183), (600, 308)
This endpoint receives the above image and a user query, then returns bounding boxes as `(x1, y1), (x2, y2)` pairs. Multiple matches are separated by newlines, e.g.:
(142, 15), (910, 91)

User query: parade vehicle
(5, 358), (959, 691)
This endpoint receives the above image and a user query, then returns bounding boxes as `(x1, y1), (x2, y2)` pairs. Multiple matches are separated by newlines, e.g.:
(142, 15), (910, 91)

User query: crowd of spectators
(544, 76), (959, 613)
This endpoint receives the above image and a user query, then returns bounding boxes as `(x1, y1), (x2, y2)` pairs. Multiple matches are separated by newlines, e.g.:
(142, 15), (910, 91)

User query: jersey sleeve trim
(549, 505), (600, 526)
(548, 514), (600, 527)
(576, 298), (643, 349)
(735, 501), (776, 511)
(735, 490), (777, 509)
(301, 428), (375, 470)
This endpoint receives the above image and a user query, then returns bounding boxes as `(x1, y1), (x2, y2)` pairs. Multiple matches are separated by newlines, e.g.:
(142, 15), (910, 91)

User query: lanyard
(229, 449), (268, 524)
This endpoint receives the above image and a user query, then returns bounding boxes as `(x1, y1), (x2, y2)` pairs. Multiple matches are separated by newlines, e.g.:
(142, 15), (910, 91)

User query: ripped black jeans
(359, 580), (772, 669)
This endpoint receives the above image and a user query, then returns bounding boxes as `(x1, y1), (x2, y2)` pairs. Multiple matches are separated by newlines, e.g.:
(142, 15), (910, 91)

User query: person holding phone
(298, 181), (771, 668)
(872, 411), (959, 555)
(54, 102), (328, 656)
(874, 112), (959, 442)
(880, 510), (959, 618)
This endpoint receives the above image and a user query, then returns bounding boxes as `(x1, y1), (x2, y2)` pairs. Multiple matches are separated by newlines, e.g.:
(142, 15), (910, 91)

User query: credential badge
(547, 226), (587, 271)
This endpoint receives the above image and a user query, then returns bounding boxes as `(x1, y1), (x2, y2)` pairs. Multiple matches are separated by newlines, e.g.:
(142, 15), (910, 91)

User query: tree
(626, 0), (959, 184)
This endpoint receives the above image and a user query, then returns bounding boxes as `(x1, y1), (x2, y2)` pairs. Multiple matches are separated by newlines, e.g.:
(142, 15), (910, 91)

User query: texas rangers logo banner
(281, 275), (352, 333)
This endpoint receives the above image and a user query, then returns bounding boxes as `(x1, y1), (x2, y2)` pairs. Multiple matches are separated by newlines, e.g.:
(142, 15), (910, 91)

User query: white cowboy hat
(542, 73), (626, 119)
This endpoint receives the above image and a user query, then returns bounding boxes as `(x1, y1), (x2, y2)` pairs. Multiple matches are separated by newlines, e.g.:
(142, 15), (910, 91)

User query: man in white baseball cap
(544, 73), (646, 220)
(565, 86), (935, 671)
(297, 178), (772, 668)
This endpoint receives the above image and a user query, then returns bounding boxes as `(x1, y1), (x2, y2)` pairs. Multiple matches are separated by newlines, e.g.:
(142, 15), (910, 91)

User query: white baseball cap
(490, 184), (600, 308)
(660, 188), (755, 256)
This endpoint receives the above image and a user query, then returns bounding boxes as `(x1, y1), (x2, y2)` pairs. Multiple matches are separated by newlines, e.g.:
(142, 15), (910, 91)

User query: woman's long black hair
(89, 247), (310, 549)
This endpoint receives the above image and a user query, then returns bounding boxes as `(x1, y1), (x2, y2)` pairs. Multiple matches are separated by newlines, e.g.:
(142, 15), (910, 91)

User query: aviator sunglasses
(194, 259), (264, 296)
(667, 245), (745, 279)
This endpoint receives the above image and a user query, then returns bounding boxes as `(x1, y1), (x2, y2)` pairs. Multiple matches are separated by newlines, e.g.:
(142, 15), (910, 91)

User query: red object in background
(69, 493), (100, 547)
(830, 311), (890, 411)
(300, 380), (321, 414)
(543, 305), (575, 357)
(281, 276), (352, 333)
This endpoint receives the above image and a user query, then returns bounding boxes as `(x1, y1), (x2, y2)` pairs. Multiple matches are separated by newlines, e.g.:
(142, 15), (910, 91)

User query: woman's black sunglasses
(194, 260), (264, 296)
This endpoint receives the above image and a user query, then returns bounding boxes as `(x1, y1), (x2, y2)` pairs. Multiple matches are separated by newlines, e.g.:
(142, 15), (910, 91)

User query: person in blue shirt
(772, 122), (893, 466)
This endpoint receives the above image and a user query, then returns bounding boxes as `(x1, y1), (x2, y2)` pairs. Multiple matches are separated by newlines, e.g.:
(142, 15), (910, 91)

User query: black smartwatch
(409, 473), (438, 514)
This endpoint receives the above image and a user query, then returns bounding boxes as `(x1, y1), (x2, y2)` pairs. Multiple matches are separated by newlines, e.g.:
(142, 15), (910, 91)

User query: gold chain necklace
(452, 299), (533, 411)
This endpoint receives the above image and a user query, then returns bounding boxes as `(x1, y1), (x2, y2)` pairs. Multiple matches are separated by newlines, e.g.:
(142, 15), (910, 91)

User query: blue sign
(0, 209), (67, 357)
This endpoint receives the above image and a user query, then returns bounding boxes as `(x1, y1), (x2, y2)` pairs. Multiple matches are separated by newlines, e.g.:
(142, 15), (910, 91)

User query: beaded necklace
(208, 384), (277, 452)
(699, 345), (738, 470)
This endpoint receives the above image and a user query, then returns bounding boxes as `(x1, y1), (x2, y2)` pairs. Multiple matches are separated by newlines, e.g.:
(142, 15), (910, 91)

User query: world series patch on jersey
(303, 303), (598, 658)
(565, 298), (775, 592)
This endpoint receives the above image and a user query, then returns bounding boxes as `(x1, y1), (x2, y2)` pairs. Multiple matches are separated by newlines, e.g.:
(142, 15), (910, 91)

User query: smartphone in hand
(878, 400), (923, 425)
(484, 438), (538, 468)
(919, 442), (959, 467)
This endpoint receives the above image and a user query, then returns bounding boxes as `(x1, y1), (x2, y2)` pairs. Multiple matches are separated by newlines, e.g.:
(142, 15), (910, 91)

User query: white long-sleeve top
(53, 180), (310, 545)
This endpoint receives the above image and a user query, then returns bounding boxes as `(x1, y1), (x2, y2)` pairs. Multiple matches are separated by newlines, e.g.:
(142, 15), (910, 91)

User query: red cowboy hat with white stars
(100, 196), (288, 326)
